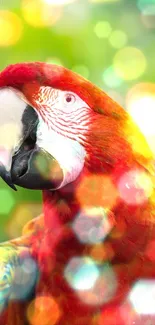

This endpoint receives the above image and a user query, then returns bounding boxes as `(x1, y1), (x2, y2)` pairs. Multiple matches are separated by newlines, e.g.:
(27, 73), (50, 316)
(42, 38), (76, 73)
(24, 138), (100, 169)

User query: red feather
(0, 62), (155, 325)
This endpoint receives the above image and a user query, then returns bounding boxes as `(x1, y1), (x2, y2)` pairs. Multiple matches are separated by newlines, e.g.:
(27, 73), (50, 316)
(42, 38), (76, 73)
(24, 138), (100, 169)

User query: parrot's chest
(30, 194), (155, 325)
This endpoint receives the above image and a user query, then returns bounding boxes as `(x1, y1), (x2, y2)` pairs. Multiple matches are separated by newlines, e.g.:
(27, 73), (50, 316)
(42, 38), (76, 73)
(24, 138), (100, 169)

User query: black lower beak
(11, 146), (63, 190)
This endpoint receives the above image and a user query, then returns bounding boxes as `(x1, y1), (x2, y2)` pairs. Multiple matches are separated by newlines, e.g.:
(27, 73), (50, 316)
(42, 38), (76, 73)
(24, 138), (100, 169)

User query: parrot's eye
(64, 93), (76, 104)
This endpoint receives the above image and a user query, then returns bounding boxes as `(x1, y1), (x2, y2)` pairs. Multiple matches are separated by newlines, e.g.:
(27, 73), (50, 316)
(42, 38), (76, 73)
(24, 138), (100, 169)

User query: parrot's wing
(0, 214), (44, 324)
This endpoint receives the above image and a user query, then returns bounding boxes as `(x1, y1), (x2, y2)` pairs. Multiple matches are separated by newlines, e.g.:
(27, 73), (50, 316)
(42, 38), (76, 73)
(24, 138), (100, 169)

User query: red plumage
(0, 62), (155, 325)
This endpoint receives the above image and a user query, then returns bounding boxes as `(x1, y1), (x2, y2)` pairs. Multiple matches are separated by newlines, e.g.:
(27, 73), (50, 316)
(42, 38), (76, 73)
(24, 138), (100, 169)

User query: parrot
(0, 62), (155, 325)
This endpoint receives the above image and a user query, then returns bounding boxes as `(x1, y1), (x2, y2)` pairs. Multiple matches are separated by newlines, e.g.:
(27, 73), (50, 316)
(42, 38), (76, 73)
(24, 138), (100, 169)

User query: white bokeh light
(72, 207), (114, 244)
(64, 256), (99, 291)
(64, 257), (117, 306)
(129, 280), (155, 315)
(118, 169), (153, 205)
(128, 95), (155, 137)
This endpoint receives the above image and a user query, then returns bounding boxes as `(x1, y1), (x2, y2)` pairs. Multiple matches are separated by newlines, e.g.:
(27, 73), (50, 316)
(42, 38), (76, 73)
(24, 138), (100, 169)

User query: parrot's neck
(41, 159), (155, 265)
(42, 157), (151, 232)
(42, 186), (80, 232)
(42, 166), (89, 231)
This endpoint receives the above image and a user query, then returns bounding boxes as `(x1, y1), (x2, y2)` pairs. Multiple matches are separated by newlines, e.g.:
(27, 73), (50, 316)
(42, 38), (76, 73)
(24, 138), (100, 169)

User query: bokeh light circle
(27, 295), (61, 325)
(102, 66), (123, 88)
(137, 0), (155, 15)
(138, 0), (155, 28)
(76, 264), (117, 306)
(129, 280), (155, 315)
(0, 11), (23, 47)
(118, 169), (153, 205)
(94, 21), (112, 38)
(64, 256), (99, 291)
(72, 207), (115, 244)
(90, 243), (114, 262)
(76, 174), (118, 210)
(113, 47), (147, 80)
(64, 256), (117, 306)
(7, 203), (42, 238)
(128, 96), (155, 136)
(126, 83), (155, 154)
(109, 30), (127, 49)
(22, 0), (62, 27)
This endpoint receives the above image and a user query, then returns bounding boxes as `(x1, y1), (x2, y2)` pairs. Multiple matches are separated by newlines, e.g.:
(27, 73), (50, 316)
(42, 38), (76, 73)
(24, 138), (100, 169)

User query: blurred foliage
(0, 0), (154, 240)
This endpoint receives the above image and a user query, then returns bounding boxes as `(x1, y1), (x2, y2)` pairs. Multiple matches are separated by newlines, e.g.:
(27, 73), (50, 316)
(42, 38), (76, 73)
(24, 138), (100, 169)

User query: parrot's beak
(11, 142), (63, 190)
(0, 87), (63, 190)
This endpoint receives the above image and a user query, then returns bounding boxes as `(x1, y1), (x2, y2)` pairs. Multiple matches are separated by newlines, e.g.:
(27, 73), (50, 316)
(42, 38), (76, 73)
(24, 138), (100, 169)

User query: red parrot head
(0, 62), (153, 194)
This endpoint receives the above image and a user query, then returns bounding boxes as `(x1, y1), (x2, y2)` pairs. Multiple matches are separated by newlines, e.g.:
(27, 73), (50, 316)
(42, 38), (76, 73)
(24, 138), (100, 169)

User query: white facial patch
(36, 118), (86, 189)
(0, 88), (27, 170)
(34, 87), (91, 144)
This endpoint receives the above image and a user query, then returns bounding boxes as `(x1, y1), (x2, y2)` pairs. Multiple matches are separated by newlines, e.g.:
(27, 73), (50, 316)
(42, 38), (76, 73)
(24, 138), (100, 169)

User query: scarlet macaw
(0, 62), (155, 325)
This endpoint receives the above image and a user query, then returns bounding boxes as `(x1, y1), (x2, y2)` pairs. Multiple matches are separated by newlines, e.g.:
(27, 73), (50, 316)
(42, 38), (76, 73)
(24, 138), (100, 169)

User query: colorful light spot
(94, 21), (112, 38)
(129, 280), (155, 315)
(0, 189), (15, 215)
(64, 256), (99, 290)
(109, 30), (127, 49)
(6, 203), (42, 238)
(124, 117), (153, 161)
(118, 169), (153, 205)
(139, 0), (155, 29)
(113, 47), (147, 80)
(64, 257), (117, 306)
(102, 66), (123, 88)
(90, 243), (114, 262)
(22, 0), (62, 27)
(126, 83), (155, 155)
(127, 96), (155, 137)
(0, 11), (23, 47)
(137, 0), (155, 15)
(78, 263), (117, 305)
(90, 244), (107, 262)
(72, 207), (115, 244)
(76, 174), (118, 210)
(27, 295), (61, 325)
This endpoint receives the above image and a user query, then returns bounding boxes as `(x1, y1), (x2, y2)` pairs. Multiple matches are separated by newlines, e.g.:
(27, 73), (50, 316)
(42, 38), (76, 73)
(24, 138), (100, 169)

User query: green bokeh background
(0, 0), (154, 241)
